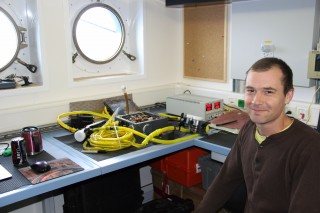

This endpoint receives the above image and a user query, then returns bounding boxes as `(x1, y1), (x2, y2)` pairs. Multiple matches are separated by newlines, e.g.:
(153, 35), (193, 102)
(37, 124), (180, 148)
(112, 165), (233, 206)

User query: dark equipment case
(63, 166), (143, 213)
(134, 195), (194, 213)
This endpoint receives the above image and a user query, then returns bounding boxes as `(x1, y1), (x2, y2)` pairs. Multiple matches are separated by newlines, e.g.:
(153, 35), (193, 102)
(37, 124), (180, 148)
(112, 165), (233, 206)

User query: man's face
(245, 66), (293, 126)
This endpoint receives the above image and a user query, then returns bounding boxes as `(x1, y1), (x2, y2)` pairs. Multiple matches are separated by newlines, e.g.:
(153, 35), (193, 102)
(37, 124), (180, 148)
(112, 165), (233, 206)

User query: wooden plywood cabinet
(184, 4), (227, 82)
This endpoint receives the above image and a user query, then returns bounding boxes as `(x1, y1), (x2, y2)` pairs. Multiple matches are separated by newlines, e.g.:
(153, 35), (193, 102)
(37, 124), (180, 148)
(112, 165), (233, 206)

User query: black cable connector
(21, 76), (31, 86)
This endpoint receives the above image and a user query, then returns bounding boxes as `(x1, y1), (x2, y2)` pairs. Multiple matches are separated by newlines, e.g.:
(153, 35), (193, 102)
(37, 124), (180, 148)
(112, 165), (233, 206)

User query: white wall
(0, 0), (183, 133)
(230, 0), (318, 87)
(0, 0), (318, 133)
(4, 1), (320, 212)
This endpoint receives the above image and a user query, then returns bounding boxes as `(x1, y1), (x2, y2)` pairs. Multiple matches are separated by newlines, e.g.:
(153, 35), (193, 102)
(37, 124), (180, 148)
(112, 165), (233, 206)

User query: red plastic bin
(150, 158), (166, 172)
(165, 147), (209, 187)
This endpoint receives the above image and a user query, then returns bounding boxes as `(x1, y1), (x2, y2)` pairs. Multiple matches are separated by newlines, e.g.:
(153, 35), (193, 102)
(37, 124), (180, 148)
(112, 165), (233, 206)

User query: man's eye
(265, 90), (274, 95)
(246, 89), (254, 93)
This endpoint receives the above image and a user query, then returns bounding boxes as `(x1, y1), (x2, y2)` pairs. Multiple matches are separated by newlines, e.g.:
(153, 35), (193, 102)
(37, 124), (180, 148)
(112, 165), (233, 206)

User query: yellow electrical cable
(56, 108), (111, 133)
(83, 125), (200, 152)
(57, 108), (202, 152)
(157, 113), (181, 121)
(306, 86), (320, 124)
(138, 126), (200, 146)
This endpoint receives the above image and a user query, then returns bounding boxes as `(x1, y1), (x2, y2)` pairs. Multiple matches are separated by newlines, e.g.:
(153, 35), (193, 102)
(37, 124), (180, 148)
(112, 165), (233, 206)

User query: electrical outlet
(285, 105), (297, 118)
(297, 106), (308, 121)
(228, 98), (237, 106)
(287, 103), (319, 126)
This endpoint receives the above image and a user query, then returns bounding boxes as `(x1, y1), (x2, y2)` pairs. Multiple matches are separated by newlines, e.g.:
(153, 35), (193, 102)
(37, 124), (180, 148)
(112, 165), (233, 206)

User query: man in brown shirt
(195, 57), (320, 213)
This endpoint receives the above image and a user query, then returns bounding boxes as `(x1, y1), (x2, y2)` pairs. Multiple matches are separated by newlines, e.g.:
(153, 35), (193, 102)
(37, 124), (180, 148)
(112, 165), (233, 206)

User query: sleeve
(288, 138), (320, 213)
(194, 131), (246, 213)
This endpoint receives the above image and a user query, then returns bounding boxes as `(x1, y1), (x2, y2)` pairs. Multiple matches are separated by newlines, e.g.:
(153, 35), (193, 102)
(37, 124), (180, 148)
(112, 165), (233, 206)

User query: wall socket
(297, 107), (308, 121)
(286, 103), (320, 126)
(286, 105), (308, 121)
(227, 98), (238, 106)
(285, 105), (297, 118)
(227, 97), (245, 108)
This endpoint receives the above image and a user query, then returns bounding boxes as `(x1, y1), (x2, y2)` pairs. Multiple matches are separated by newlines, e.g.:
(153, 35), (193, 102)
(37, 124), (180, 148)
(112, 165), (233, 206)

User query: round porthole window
(72, 3), (125, 64)
(0, 7), (20, 72)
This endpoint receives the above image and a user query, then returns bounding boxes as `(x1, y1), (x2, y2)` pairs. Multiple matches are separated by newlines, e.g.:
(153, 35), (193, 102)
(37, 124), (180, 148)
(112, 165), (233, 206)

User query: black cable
(3, 74), (32, 86)
(0, 143), (9, 150)
(155, 102), (166, 107)
(0, 143), (10, 156)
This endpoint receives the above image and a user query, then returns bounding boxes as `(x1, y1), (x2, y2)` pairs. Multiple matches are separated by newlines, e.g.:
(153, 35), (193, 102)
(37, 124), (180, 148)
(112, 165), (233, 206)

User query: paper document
(0, 164), (12, 180)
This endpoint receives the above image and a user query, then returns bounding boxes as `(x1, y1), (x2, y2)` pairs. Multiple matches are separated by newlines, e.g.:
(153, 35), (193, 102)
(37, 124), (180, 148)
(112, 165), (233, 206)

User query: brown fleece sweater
(195, 119), (320, 213)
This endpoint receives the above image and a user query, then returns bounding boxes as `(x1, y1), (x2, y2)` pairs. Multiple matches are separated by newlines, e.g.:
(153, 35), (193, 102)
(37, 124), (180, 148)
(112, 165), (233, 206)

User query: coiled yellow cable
(83, 125), (200, 152)
(56, 109), (111, 133)
(57, 108), (201, 152)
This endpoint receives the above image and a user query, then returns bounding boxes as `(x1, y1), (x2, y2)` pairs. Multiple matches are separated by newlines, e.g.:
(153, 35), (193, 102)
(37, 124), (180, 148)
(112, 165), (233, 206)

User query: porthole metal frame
(0, 7), (21, 72)
(72, 2), (126, 64)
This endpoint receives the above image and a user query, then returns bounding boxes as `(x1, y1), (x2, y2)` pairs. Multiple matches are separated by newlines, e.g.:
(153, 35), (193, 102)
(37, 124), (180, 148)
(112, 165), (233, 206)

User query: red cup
(21, 126), (43, 155)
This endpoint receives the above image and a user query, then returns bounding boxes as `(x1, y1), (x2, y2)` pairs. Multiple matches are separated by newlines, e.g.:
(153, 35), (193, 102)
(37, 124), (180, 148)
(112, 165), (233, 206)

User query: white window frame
(67, 0), (145, 86)
(0, 0), (42, 93)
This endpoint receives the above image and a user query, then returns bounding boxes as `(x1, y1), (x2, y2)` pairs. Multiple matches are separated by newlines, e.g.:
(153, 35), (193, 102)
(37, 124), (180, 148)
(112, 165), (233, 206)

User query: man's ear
(285, 89), (294, 104)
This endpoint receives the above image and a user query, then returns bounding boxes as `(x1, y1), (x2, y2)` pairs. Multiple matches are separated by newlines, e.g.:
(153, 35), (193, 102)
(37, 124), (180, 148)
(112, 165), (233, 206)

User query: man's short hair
(246, 57), (294, 94)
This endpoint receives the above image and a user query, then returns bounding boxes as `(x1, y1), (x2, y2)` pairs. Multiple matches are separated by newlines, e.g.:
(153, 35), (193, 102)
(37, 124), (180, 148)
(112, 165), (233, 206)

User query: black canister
(11, 137), (28, 167)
